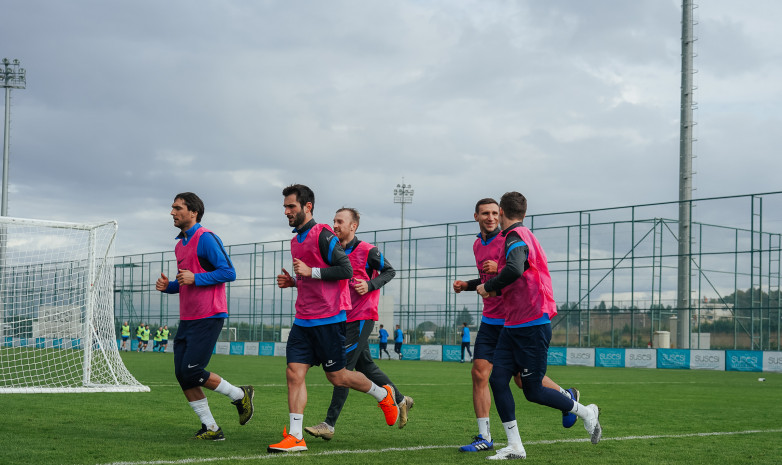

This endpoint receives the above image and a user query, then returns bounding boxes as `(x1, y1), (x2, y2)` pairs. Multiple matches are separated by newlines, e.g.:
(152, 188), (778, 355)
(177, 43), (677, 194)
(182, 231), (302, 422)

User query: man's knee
(520, 379), (547, 403)
(176, 367), (210, 390)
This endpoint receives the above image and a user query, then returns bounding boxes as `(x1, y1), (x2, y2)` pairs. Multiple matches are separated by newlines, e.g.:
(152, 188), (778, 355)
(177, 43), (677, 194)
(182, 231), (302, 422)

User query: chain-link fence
(114, 192), (782, 350)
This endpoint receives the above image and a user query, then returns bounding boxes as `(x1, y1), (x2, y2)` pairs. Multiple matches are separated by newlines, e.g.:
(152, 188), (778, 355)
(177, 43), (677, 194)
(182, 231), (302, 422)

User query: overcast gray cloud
(2, 0), (781, 254)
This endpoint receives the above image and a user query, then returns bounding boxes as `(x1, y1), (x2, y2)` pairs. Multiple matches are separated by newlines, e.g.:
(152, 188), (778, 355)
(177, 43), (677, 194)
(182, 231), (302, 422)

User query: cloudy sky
(2, 0), (781, 255)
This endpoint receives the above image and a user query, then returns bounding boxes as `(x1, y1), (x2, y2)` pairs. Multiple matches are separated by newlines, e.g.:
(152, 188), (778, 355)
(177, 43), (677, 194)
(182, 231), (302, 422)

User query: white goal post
(0, 217), (149, 393)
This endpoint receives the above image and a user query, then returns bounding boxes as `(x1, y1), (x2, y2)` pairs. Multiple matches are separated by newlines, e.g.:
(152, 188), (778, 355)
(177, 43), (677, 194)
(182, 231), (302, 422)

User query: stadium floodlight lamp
(393, 180), (414, 320)
(2, 57), (27, 217)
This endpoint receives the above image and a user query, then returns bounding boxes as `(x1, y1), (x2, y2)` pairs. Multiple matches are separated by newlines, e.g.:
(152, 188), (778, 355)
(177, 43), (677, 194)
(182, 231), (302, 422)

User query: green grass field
(1, 353), (780, 465)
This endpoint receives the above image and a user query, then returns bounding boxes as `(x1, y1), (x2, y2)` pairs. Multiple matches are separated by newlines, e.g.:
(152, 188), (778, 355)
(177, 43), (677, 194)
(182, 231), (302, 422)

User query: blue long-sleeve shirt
(164, 224), (236, 294)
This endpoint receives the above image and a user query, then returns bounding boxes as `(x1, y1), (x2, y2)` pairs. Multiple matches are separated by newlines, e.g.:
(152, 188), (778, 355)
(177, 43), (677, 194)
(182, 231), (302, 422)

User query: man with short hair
(141, 325), (151, 352)
(378, 324), (391, 360)
(156, 192), (254, 441)
(136, 322), (145, 352)
(120, 321), (130, 351)
(153, 327), (163, 352)
(304, 207), (413, 442)
(460, 322), (472, 363)
(269, 184), (400, 453)
(454, 198), (583, 453)
(477, 192), (601, 460)
(394, 325), (404, 360)
(160, 325), (170, 353)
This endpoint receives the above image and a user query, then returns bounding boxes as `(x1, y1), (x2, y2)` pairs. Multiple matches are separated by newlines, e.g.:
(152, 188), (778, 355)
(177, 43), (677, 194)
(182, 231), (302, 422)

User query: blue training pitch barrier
(110, 338), (782, 373)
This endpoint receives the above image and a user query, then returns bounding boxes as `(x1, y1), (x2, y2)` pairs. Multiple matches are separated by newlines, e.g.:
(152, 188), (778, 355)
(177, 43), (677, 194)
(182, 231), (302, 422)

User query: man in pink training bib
(156, 192), (254, 441)
(268, 184), (400, 453)
(477, 192), (602, 460)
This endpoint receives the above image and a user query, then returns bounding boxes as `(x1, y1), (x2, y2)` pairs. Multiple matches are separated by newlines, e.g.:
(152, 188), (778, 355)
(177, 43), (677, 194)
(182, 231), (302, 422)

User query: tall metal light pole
(676, 2), (694, 349)
(2, 58), (27, 217)
(393, 181), (414, 327)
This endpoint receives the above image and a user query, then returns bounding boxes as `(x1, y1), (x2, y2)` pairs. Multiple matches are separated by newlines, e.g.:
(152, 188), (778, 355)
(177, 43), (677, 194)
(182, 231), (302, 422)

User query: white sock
(477, 417), (491, 441)
(366, 382), (389, 402)
(502, 420), (523, 448)
(214, 378), (244, 402)
(289, 413), (304, 439)
(570, 401), (591, 420)
(189, 398), (218, 431)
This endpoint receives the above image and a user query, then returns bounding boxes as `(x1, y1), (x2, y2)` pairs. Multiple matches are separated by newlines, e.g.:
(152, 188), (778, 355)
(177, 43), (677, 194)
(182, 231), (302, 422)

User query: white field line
(145, 380), (701, 388)
(95, 428), (782, 465)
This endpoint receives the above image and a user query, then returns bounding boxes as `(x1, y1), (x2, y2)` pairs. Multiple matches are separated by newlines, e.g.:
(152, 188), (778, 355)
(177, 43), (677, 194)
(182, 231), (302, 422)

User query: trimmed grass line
(144, 380), (700, 388)
(96, 428), (782, 465)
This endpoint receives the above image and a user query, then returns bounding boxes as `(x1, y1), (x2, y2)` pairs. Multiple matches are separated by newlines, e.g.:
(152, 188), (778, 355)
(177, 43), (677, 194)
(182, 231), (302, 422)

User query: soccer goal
(0, 217), (149, 393)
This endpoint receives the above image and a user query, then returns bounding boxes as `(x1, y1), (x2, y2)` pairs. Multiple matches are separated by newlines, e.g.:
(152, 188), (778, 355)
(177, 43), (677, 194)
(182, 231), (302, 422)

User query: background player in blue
(378, 324), (391, 359)
(460, 322), (472, 363)
(477, 192), (601, 460)
(394, 325), (404, 359)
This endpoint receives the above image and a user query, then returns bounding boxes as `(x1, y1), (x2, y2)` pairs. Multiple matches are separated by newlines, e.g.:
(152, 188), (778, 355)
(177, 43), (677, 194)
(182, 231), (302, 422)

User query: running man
(120, 321), (130, 351)
(153, 327), (163, 352)
(269, 184), (400, 453)
(477, 192), (601, 460)
(304, 207), (414, 442)
(393, 325), (404, 359)
(160, 325), (170, 352)
(156, 192), (254, 441)
(378, 324), (391, 360)
(460, 322), (472, 363)
(453, 198), (583, 453)
(140, 325), (151, 352)
(136, 322), (145, 352)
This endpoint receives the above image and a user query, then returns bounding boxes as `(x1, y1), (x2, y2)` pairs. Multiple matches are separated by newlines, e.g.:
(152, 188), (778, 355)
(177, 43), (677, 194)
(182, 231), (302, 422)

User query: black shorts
(473, 321), (503, 363)
(344, 320), (374, 370)
(492, 324), (551, 384)
(286, 322), (347, 372)
(173, 317), (224, 390)
(379, 342), (388, 349)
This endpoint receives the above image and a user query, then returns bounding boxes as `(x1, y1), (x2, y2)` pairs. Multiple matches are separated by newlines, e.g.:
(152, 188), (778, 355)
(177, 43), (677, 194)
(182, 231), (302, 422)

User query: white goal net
(0, 217), (149, 393)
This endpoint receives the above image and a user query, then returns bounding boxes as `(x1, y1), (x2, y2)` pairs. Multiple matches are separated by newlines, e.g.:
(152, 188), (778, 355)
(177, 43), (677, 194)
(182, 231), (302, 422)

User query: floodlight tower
(676, 1), (695, 349)
(393, 180), (414, 323)
(2, 58), (27, 217)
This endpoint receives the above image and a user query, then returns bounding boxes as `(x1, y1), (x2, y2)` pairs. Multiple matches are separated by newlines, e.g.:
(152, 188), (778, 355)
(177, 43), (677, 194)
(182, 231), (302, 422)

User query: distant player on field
(394, 325), (404, 359)
(160, 325), (170, 352)
(153, 327), (163, 352)
(378, 324), (391, 359)
(304, 207), (414, 441)
(477, 192), (601, 460)
(460, 322), (472, 363)
(269, 184), (400, 453)
(136, 322), (145, 352)
(453, 198), (584, 453)
(156, 192), (254, 441)
(120, 321), (130, 351)
(141, 325), (151, 352)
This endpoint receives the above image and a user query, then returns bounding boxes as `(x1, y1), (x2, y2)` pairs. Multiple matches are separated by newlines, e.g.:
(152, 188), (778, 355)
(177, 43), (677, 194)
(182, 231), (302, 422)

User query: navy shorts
(286, 322), (347, 372)
(173, 318), (224, 390)
(161, 339), (168, 344)
(379, 342), (387, 349)
(492, 324), (551, 384)
(473, 321), (503, 363)
(121, 336), (129, 341)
